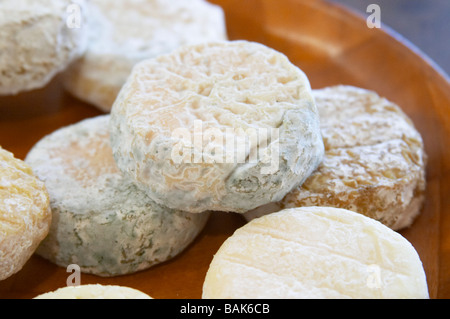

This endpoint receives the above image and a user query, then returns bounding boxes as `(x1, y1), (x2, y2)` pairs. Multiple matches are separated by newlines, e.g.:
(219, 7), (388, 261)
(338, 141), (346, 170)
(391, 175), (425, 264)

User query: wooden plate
(1, 0), (449, 299)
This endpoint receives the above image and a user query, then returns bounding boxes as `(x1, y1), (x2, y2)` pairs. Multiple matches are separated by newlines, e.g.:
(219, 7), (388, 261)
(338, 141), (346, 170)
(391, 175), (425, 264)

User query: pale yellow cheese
(0, 147), (51, 280)
(34, 284), (152, 299)
(203, 206), (429, 299)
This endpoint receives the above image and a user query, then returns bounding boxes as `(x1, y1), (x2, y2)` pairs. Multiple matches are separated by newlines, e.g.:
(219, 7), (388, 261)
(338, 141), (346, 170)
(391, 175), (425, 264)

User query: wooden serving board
(0, 0), (449, 299)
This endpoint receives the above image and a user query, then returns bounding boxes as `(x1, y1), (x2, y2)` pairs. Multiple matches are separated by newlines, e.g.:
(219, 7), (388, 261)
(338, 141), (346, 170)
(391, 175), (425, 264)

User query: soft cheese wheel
(25, 115), (209, 277)
(109, 40), (324, 213)
(0, 0), (88, 95)
(0, 147), (51, 280)
(245, 86), (426, 230)
(203, 206), (429, 299)
(34, 284), (152, 299)
(63, 0), (227, 112)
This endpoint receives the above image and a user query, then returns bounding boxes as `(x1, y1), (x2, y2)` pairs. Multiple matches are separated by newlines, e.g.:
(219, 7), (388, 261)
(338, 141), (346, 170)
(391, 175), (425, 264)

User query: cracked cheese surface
(110, 40), (324, 213)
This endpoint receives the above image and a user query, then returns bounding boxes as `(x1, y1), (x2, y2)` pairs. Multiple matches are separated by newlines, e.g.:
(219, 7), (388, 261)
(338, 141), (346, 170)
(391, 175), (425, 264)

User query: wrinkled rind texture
(25, 115), (209, 277)
(0, 147), (51, 280)
(0, 0), (88, 95)
(34, 284), (152, 299)
(245, 86), (427, 230)
(63, 0), (228, 112)
(202, 207), (429, 299)
(109, 41), (324, 213)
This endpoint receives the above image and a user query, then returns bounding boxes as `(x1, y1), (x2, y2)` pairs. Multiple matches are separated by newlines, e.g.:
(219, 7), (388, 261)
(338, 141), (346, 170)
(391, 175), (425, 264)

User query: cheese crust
(25, 115), (209, 277)
(0, 147), (51, 280)
(0, 0), (88, 95)
(109, 41), (324, 213)
(245, 85), (427, 230)
(63, 0), (228, 112)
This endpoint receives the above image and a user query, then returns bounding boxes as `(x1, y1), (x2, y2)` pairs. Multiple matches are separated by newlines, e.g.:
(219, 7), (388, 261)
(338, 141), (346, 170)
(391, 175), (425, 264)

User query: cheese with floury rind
(202, 206), (429, 299)
(109, 40), (324, 214)
(34, 284), (152, 299)
(0, 147), (51, 280)
(63, 0), (228, 112)
(25, 115), (209, 277)
(245, 85), (427, 230)
(0, 0), (88, 95)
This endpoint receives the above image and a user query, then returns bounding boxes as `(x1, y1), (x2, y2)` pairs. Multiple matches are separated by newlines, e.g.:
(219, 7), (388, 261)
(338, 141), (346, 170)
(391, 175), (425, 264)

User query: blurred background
(331, 0), (450, 76)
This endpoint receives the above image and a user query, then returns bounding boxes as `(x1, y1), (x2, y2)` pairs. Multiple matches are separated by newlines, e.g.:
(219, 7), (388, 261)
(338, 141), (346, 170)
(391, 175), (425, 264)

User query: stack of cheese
(103, 39), (428, 298)
(0, 0), (429, 299)
(0, 0), (226, 281)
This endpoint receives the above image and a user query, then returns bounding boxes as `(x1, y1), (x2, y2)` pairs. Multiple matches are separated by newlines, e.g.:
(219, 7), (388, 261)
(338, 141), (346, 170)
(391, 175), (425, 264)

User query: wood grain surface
(0, 0), (449, 299)
(331, 0), (450, 76)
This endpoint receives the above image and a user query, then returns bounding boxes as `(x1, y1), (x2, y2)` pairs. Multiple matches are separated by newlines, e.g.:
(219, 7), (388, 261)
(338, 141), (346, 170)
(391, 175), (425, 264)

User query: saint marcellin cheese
(63, 0), (228, 112)
(203, 206), (429, 299)
(25, 115), (209, 277)
(109, 40), (324, 214)
(245, 85), (427, 231)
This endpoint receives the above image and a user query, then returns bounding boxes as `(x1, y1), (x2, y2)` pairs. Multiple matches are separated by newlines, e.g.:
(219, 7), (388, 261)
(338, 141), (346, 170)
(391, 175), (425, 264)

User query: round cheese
(34, 284), (152, 299)
(25, 115), (209, 277)
(0, 0), (88, 95)
(109, 40), (324, 213)
(203, 206), (429, 299)
(63, 0), (228, 112)
(0, 147), (51, 280)
(245, 85), (427, 230)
